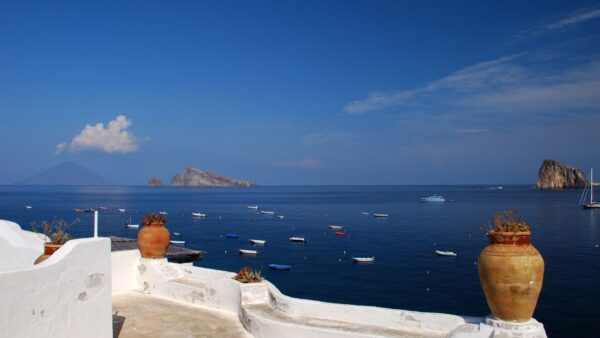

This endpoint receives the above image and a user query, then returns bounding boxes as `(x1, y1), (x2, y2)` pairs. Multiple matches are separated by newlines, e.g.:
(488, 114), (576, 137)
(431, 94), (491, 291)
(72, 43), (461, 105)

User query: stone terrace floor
(113, 292), (252, 338)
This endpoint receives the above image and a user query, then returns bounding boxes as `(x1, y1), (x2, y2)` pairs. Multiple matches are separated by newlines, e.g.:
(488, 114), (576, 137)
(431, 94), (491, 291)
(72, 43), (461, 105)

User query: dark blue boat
(226, 233), (239, 238)
(269, 264), (291, 270)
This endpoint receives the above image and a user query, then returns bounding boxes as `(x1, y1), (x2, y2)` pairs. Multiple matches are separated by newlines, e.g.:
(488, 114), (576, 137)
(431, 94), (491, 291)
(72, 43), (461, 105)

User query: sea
(1, 185), (598, 338)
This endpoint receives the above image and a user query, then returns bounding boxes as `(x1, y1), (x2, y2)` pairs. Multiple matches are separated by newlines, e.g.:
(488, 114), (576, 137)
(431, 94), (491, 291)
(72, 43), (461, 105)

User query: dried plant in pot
(137, 213), (170, 259)
(233, 267), (263, 283)
(477, 209), (544, 322)
(32, 218), (79, 264)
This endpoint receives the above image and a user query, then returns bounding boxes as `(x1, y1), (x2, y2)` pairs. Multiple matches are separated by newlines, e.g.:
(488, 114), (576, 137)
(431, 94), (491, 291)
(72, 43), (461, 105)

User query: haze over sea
(1, 184), (598, 338)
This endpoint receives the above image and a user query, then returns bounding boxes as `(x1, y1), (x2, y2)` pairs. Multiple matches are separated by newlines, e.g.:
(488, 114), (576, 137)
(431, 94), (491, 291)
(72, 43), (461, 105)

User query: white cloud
(515, 7), (600, 40)
(56, 115), (138, 154)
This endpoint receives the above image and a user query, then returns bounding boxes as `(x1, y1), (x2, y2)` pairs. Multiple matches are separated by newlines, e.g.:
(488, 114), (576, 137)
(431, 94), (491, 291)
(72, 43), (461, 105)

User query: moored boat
(124, 217), (139, 229)
(192, 212), (207, 217)
(173, 232), (181, 236)
(249, 239), (266, 245)
(329, 225), (343, 230)
(581, 168), (600, 209)
(239, 249), (258, 255)
(117, 208), (126, 212)
(247, 205), (258, 209)
(289, 236), (306, 243)
(260, 210), (275, 215)
(170, 240), (185, 245)
(335, 231), (346, 236)
(277, 215), (285, 219)
(158, 211), (168, 215)
(74, 208), (83, 212)
(435, 250), (457, 257)
(361, 212), (369, 215)
(25, 205), (32, 209)
(269, 264), (291, 270)
(352, 257), (375, 263)
(373, 213), (389, 217)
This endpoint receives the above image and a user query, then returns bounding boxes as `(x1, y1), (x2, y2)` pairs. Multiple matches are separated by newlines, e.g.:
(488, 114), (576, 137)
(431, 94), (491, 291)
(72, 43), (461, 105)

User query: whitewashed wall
(0, 220), (44, 271)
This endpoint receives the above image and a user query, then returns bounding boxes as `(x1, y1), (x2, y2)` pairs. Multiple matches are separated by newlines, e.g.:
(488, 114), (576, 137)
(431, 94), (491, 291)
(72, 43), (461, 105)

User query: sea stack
(536, 159), (588, 189)
(148, 178), (163, 187)
(170, 167), (256, 187)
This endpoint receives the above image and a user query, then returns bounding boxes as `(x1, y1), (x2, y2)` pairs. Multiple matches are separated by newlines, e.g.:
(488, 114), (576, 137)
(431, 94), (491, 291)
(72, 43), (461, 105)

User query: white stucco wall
(0, 237), (113, 338)
(0, 220), (44, 272)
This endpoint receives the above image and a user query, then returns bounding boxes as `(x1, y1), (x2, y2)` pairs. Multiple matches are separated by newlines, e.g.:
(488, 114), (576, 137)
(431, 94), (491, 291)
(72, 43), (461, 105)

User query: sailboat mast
(592, 168), (594, 204)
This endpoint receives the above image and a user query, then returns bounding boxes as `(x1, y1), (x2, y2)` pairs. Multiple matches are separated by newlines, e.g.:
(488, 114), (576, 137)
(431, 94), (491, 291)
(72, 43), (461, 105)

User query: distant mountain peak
(14, 162), (112, 186)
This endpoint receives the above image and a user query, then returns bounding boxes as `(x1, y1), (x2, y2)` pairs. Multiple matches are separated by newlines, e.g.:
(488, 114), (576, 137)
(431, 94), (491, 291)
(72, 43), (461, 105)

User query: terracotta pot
(137, 223), (170, 258)
(34, 243), (63, 264)
(477, 230), (544, 322)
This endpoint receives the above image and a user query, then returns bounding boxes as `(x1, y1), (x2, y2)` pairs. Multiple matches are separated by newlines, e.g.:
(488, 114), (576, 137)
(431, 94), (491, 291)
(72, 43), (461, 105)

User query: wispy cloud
(303, 132), (356, 146)
(515, 7), (600, 40)
(452, 128), (488, 134)
(344, 54), (528, 115)
(277, 158), (325, 169)
(56, 115), (138, 155)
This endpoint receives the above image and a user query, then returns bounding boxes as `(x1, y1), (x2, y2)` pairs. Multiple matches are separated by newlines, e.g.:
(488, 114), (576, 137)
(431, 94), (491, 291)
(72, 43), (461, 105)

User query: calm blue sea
(1, 185), (598, 338)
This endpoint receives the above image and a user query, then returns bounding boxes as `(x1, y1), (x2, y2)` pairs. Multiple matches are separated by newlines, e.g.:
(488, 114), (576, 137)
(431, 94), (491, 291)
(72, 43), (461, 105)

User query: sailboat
(581, 168), (600, 209)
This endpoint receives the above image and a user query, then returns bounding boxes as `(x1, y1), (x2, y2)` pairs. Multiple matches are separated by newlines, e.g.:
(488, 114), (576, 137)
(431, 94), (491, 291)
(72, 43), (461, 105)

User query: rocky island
(536, 159), (588, 189)
(147, 178), (163, 187)
(170, 167), (256, 187)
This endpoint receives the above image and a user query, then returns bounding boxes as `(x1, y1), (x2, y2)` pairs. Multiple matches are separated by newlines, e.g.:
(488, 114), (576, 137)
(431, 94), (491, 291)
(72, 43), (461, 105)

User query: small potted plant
(233, 266), (263, 283)
(137, 213), (170, 259)
(477, 209), (544, 322)
(32, 218), (79, 264)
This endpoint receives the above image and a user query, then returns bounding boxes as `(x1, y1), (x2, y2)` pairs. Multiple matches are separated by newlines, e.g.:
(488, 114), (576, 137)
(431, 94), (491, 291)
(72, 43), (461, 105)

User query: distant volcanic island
(536, 158), (588, 189)
(149, 167), (256, 187)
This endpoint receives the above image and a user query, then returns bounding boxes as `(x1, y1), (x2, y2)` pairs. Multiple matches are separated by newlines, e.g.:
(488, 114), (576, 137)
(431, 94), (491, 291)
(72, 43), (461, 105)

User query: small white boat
(421, 195), (445, 202)
(170, 240), (185, 245)
(260, 210), (275, 215)
(125, 217), (139, 229)
(329, 225), (343, 230)
(192, 212), (207, 217)
(250, 239), (266, 245)
(353, 257), (375, 263)
(247, 205), (259, 209)
(435, 250), (457, 257)
(373, 213), (389, 217)
(25, 205), (32, 209)
(159, 211), (168, 215)
(277, 215), (285, 219)
(290, 236), (306, 243)
(239, 249), (258, 255)
(173, 232), (181, 236)
(117, 208), (126, 212)
(361, 212), (369, 215)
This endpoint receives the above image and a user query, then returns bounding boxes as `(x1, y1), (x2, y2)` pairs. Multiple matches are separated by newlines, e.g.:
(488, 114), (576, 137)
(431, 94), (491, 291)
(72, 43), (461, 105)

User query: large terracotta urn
(34, 243), (63, 264)
(137, 223), (170, 259)
(477, 231), (544, 321)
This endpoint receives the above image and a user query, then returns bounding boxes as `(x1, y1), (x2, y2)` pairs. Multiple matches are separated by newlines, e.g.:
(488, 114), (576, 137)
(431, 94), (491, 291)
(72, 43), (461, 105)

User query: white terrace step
(242, 302), (442, 338)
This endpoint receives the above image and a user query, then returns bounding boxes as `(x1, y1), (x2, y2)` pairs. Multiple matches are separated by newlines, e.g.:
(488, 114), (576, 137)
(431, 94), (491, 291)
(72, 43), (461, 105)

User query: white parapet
(112, 251), (547, 338)
(0, 220), (113, 338)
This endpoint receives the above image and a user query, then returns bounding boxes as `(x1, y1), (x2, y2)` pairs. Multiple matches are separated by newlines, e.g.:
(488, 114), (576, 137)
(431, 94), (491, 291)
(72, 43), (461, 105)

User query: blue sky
(1, 1), (600, 185)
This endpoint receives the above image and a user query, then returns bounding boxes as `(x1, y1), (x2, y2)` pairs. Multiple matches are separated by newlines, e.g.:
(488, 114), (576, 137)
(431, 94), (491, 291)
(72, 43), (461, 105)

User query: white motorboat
(159, 211), (168, 215)
(329, 225), (343, 230)
(361, 212), (369, 215)
(249, 239), (266, 245)
(247, 205), (259, 209)
(239, 249), (258, 255)
(192, 212), (207, 217)
(421, 195), (446, 202)
(435, 250), (457, 257)
(173, 232), (181, 236)
(117, 208), (126, 212)
(260, 210), (275, 215)
(289, 236), (306, 243)
(353, 257), (375, 263)
(170, 240), (185, 245)
(373, 213), (389, 217)
(25, 205), (32, 209)
(277, 215), (285, 219)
